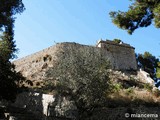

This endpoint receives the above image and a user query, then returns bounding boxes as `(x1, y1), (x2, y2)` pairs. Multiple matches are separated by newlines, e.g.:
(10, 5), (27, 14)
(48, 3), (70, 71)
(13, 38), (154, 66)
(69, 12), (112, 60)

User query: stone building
(12, 40), (137, 88)
(12, 40), (138, 89)
(96, 40), (137, 70)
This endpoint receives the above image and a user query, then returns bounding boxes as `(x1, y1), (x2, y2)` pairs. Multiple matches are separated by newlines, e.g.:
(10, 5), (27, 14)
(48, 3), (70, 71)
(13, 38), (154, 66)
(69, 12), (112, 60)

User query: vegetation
(137, 52), (159, 82)
(112, 39), (122, 44)
(110, 0), (160, 34)
(46, 47), (110, 119)
(126, 87), (134, 95)
(0, 0), (25, 101)
(109, 83), (123, 92)
(143, 83), (153, 92)
(20, 46), (160, 119)
(156, 62), (160, 77)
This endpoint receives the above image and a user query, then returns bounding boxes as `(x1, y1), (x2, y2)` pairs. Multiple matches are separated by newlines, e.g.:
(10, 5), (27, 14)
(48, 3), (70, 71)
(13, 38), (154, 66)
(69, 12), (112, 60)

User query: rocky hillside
(92, 70), (160, 120)
(9, 69), (160, 120)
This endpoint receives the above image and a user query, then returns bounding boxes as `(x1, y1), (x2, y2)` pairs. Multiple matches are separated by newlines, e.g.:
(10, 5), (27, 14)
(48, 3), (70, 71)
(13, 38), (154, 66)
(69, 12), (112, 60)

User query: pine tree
(110, 0), (160, 34)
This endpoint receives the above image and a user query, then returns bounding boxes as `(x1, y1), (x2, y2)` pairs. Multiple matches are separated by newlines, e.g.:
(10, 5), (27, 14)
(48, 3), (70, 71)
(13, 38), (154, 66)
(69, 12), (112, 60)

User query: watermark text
(125, 113), (158, 118)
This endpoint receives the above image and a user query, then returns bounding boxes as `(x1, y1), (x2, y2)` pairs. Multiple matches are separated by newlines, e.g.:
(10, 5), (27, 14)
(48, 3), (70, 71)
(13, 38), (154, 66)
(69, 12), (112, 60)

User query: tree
(155, 61), (160, 87)
(156, 62), (160, 78)
(110, 0), (160, 34)
(137, 52), (159, 79)
(46, 46), (110, 119)
(0, 0), (25, 101)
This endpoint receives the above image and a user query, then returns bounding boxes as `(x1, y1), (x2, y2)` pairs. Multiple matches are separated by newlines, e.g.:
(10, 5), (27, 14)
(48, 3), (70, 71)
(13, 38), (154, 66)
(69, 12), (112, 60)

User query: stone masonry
(97, 40), (137, 70)
(12, 40), (137, 89)
(13, 40), (137, 73)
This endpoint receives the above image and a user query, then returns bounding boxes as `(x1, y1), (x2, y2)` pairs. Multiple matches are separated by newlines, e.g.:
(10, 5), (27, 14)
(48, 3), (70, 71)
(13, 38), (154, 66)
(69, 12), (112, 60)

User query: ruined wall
(12, 91), (77, 119)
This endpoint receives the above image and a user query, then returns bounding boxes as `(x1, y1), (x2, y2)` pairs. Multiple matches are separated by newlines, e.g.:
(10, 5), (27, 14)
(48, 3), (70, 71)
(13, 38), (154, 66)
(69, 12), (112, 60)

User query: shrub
(46, 45), (110, 119)
(109, 83), (123, 92)
(125, 87), (134, 95)
(143, 83), (153, 92)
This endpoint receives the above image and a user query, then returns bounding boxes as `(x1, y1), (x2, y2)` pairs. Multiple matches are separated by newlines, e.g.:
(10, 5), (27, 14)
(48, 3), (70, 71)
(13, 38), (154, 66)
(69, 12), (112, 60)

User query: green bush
(143, 83), (153, 92)
(46, 45), (110, 119)
(109, 83), (123, 93)
(125, 87), (134, 95)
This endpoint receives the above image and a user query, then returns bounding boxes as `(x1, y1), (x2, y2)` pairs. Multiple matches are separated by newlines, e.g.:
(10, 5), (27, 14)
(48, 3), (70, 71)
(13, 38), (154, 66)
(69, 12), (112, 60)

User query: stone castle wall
(13, 41), (137, 82)
(13, 43), (107, 87)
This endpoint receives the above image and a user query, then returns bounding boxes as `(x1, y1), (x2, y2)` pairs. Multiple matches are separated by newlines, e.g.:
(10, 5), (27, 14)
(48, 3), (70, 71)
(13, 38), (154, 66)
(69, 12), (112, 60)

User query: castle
(13, 40), (137, 85)
(11, 40), (138, 119)
(13, 39), (137, 87)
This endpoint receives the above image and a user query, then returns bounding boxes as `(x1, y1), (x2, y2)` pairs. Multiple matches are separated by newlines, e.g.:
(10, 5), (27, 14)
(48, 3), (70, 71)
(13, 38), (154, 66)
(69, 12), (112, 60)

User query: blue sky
(14, 0), (160, 59)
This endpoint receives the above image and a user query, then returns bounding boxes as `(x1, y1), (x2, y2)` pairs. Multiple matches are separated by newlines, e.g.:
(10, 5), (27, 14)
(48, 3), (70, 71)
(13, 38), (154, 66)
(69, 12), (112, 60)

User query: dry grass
(107, 70), (160, 108)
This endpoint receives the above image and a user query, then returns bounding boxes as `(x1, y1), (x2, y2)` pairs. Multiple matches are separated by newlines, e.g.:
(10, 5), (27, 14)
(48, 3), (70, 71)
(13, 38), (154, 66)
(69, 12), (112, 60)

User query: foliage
(46, 46), (110, 119)
(0, 0), (25, 29)
(143, 83), (153, 92)
(155, 61), (160, 87)
(137, 52), (159, 79)
(156, 62), (160, 78)
(126, 87), (134, 95)
(0, 0), (25, 59)
(137, 52), (160, 87)
(0, 0), (25, 101)
(0, 63), (24, 101)
(110, 0), (160, 34)
(109, 83), (123, 92)
(129, 76), (136, 81)
(112, 39), (122, 44)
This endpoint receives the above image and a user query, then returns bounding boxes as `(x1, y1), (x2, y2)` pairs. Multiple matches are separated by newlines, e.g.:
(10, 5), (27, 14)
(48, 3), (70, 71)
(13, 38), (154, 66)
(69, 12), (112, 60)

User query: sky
(14, 0), (160, 60)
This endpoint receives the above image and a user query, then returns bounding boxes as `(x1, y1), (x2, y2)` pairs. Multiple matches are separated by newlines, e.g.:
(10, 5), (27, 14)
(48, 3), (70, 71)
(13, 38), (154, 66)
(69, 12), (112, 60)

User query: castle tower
(96, 40), (137, 70)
